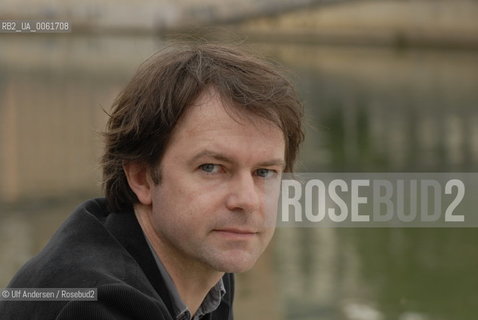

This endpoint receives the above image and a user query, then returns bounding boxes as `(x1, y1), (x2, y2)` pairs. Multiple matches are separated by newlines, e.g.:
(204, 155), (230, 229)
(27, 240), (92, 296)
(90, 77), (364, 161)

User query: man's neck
(134, 204), (224, 315)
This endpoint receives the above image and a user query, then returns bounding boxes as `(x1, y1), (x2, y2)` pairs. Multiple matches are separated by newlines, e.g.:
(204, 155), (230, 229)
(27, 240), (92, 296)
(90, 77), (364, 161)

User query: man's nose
(225, 173), (261, 213)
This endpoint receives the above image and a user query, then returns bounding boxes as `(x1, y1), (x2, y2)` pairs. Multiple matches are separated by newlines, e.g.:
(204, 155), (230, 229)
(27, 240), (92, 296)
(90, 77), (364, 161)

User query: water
(1, 35), (477, 320)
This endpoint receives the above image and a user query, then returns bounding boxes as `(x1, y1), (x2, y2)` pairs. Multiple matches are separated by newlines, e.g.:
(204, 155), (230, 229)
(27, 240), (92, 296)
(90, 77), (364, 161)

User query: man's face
(148, 89), (285, 273)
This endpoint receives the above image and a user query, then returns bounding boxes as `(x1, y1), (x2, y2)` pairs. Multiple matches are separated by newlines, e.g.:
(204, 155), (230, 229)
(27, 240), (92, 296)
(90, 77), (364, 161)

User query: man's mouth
(212, 228), (258, 239)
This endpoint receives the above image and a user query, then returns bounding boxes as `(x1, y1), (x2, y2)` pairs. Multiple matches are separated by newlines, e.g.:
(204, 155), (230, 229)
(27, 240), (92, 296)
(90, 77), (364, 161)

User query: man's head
(102, 43), (304, 212)
(102, 43), (303, 273)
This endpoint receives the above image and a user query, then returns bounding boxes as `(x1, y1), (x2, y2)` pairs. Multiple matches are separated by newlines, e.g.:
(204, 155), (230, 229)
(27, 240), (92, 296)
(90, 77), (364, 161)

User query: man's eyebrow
(257, 159), (286, 169)
(190, 150), (233, 165)
(190, 150), (285, 169)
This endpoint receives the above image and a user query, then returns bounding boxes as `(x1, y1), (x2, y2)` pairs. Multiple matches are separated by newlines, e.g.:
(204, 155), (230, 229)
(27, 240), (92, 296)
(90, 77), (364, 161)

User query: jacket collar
(89, 198), (177, 316)
(84, 198), (232, 319)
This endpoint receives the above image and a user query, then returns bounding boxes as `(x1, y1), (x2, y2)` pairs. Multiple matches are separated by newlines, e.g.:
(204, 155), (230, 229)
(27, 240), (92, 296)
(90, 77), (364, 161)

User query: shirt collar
(144, 236), (226, 320)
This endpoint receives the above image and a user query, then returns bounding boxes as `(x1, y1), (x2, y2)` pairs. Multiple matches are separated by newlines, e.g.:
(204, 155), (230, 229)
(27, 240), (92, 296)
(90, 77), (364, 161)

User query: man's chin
(220, 264), (256, 273)
(210, 254), (261, 273)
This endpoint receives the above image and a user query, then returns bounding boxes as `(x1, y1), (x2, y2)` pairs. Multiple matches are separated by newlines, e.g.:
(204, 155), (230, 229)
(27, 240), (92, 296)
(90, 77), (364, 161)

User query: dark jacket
(0, 198), (234, 319)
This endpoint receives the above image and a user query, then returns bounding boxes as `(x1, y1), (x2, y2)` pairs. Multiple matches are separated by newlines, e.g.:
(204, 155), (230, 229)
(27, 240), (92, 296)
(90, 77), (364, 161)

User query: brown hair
(102, 43), (304, 212)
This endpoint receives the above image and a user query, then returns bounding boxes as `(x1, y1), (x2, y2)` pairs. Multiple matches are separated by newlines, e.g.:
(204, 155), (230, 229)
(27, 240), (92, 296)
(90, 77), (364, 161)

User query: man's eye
(199, 163), (220, 174)
(255, 168), (276, 178)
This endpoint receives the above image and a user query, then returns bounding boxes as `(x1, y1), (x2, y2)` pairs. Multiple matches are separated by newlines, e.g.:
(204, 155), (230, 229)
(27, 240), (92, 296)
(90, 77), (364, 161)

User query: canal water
(1, 35), (477, 320)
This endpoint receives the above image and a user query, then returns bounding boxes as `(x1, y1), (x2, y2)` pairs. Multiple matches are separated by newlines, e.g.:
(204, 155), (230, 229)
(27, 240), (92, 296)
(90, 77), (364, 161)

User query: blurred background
(1, 0), (478, 319)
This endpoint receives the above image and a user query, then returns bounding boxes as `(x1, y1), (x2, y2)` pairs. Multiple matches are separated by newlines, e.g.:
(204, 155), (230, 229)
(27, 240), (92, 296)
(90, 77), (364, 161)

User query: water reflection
(255, 44), (478, 172)
(1, 36), (478, 320)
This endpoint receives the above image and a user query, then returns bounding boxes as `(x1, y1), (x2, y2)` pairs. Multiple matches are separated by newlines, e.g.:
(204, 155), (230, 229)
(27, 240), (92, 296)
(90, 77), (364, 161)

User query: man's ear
(123, 161), (153, 205)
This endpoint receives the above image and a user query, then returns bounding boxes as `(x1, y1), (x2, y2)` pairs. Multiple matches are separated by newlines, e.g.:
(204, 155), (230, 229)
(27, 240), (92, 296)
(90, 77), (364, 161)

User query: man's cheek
(262, 192), (280, 227)
(192, 187), (227, 208)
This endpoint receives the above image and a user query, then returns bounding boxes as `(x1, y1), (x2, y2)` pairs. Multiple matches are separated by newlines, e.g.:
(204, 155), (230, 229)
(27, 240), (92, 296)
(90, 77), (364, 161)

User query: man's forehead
(178, 89), (282, 137)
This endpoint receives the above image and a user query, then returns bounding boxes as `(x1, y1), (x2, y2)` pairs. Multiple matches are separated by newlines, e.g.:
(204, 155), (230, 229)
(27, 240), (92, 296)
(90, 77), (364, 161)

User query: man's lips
(212, 228), (258, 238)
(214, 228), (256, 234)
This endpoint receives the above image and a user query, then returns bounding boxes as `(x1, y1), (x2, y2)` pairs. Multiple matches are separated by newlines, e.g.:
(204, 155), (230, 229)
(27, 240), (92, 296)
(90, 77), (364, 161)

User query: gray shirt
(145, 237), (226, 320)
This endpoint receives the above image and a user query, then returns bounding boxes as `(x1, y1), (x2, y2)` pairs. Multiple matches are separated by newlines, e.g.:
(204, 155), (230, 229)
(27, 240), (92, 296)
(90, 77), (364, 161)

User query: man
(0, 43), (303, 319)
